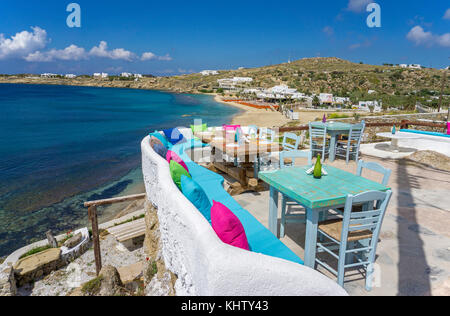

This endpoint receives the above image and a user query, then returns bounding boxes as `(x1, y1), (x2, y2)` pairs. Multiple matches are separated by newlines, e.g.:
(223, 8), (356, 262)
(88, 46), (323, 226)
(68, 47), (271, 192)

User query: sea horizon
(0, 83), (241, 257)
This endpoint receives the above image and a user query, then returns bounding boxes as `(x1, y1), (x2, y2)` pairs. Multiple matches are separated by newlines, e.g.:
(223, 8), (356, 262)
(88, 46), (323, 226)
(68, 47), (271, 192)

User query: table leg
(390, 139), (399, 152)
(329, 133), (338, 162)
(304, 208), (319, 268)
(269, 186), (279, 237)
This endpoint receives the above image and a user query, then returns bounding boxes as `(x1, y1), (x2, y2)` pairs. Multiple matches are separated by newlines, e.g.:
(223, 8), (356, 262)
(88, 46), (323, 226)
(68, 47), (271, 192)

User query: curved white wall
(141, 135), (347, 296)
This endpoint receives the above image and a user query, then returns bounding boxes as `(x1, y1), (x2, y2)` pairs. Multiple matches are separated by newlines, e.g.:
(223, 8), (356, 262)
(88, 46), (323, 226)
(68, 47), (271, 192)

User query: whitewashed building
(65, 74), (77, 79)
(333, 97), (350, 105)
(41, 73), (58, 78)
(319, 93), (333, 105)
(200, 70), (219, 76)
(94, 73), (109, 79)
(358, 100), (382, 112)
(217, 77), (253, 89)
(120, 72), (133, 78)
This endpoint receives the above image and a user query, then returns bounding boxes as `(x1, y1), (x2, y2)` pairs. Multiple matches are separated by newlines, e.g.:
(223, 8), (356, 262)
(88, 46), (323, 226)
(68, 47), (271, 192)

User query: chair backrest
(282, 132), (301, 151)
(347, 121), (366, 148)
(247, 125), (258, 138)
(280, 150), (312, 168)
(341, 190), (392, 248)
(309, 122), (327, 144)
(357, 160), (392, 187)
(259, 128), (276, 142)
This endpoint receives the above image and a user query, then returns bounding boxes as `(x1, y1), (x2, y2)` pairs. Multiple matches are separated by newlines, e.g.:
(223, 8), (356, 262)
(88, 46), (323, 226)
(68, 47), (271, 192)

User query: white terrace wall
(141, 133), (347, 296)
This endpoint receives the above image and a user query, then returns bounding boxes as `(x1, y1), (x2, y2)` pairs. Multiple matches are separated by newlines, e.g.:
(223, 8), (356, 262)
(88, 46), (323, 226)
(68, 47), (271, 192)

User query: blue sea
(0, 84), (241, 256)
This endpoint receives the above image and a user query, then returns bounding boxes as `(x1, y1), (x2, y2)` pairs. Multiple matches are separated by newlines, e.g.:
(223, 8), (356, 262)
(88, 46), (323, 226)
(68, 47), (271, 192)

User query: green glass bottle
(313, 155), (322, 179)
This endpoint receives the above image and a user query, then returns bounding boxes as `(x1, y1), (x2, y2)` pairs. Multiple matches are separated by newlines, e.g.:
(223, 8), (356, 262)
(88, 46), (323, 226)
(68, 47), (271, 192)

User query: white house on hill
(200, 70), (219, 76)
(94, 73), (109, 79)
(358, 100), (382, 112)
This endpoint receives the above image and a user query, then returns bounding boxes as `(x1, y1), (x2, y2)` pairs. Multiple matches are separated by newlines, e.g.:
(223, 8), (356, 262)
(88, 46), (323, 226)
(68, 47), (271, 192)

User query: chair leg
(337, 241), (347, 287)
(280, 195), (287, 238)
(365, 243), (377, 292)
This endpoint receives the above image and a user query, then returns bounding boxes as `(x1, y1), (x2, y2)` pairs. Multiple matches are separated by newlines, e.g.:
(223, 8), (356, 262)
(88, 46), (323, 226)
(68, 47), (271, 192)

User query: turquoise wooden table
(311, 122), (353, 162)
(259, 165), (390, 268)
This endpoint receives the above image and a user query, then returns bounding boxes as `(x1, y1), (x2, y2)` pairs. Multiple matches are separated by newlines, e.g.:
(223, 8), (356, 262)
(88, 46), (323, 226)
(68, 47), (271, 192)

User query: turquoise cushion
(171, 140), (304, 265)
(181, 175), (212, 223)
(150, 132), (169, 148)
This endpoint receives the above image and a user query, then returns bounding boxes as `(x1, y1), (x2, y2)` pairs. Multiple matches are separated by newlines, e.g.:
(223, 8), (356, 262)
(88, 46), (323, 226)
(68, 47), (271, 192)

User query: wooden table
(259, 165), (390, 268)
(310, 122), (353, 162)
(208, 138), (281, 194)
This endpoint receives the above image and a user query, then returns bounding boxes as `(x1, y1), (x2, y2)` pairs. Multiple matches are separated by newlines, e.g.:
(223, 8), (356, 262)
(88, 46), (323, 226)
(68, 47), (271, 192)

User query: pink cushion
(166, 150), (189, 173)
(223, 124), (241, 131)
(447, 122), (450, 135)
(211, 201), (249, 251)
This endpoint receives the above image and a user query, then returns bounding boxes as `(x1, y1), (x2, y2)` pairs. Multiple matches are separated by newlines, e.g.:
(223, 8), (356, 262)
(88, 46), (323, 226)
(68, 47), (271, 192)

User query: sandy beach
(213, 95), (351, 128)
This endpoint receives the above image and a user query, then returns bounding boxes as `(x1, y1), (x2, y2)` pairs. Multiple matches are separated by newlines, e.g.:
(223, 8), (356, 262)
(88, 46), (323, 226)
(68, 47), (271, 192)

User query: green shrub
(81, 276), (103, 295)
(19, 245), (52, 259)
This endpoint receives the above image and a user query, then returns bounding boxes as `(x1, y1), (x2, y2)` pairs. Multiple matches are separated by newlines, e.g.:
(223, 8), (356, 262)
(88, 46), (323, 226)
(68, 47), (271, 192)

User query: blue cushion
(150, 132), (169, 148)
(153, 143), (168, 159)
(163, 128), (185, 145)
(181, 175), (212, 223)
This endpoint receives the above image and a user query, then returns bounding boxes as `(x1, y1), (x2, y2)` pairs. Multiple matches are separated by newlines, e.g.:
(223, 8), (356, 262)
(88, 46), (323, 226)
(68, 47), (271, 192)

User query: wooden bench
(107, 218), (146, 244)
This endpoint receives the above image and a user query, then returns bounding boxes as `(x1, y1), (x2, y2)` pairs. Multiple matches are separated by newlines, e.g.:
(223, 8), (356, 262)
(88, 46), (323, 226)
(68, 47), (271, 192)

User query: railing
(279, 120), (447, 133)
(84, 193), (147, 275)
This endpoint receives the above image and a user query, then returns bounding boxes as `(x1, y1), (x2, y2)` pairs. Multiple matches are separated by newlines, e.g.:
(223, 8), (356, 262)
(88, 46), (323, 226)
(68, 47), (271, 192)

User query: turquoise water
(0, 84), (241, 256)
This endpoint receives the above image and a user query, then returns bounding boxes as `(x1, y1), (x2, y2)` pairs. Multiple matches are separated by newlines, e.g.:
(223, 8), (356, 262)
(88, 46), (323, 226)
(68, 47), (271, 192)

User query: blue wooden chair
(335, 121), (366, 164)
(279, 150), (313, 238)
(259, 127), (276, 143)
(315, 190), (393, 291)
(258, 128), (277, 171)
(247, 125), (258, 139)
(333, 160), (391, 216)
(357, 160), (391, 187)
(309, 123), (329, 162)
(279, 133), (302, 167)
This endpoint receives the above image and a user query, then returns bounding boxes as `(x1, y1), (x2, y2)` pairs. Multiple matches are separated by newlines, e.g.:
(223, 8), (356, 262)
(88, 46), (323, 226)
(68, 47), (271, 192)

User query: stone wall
(143, 201), (177, 296)
(0, 265), (17, 296)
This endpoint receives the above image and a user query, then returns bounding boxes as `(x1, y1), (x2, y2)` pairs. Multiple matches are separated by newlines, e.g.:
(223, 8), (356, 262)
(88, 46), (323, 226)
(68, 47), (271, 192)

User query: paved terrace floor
(233, 155), (450, 296)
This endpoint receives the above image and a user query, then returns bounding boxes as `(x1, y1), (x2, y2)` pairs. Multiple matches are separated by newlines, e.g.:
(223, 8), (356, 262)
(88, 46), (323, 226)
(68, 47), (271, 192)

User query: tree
(312, 96), (321, 108)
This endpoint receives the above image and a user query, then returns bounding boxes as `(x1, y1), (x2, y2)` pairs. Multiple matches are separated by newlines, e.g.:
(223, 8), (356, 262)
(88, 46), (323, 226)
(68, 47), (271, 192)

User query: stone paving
(233, 154), (450, 296)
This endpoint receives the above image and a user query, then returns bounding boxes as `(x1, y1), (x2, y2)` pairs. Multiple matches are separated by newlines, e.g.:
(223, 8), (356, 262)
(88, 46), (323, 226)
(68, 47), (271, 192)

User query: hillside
(1, 58), (448, 107)
(152, 57), (449, 96)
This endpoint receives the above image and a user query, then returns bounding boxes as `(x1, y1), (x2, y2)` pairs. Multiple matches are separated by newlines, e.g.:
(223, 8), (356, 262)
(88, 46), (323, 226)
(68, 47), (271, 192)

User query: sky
(0, 0), (449, 75)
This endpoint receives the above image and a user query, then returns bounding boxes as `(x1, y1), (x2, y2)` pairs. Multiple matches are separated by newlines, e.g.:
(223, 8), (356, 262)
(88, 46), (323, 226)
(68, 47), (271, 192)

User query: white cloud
(25, 45), (87, 62)
(322, 26), (334, 36)
(407, 26), (450, 47)
(0, 27), (173, 64)
(407, 26), (434, 45)
(444, 9), (450, 20)
(437, 33), (450, 47)
(89, 41), (135, 61)
(347, 0), (372, 13)
(141, 52), (172, 61)
(0, 27), (48, 60)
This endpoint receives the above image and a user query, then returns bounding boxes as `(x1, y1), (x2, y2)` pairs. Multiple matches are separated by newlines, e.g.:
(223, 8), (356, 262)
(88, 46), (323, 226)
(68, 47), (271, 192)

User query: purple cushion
(153, 143), (168, 159)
